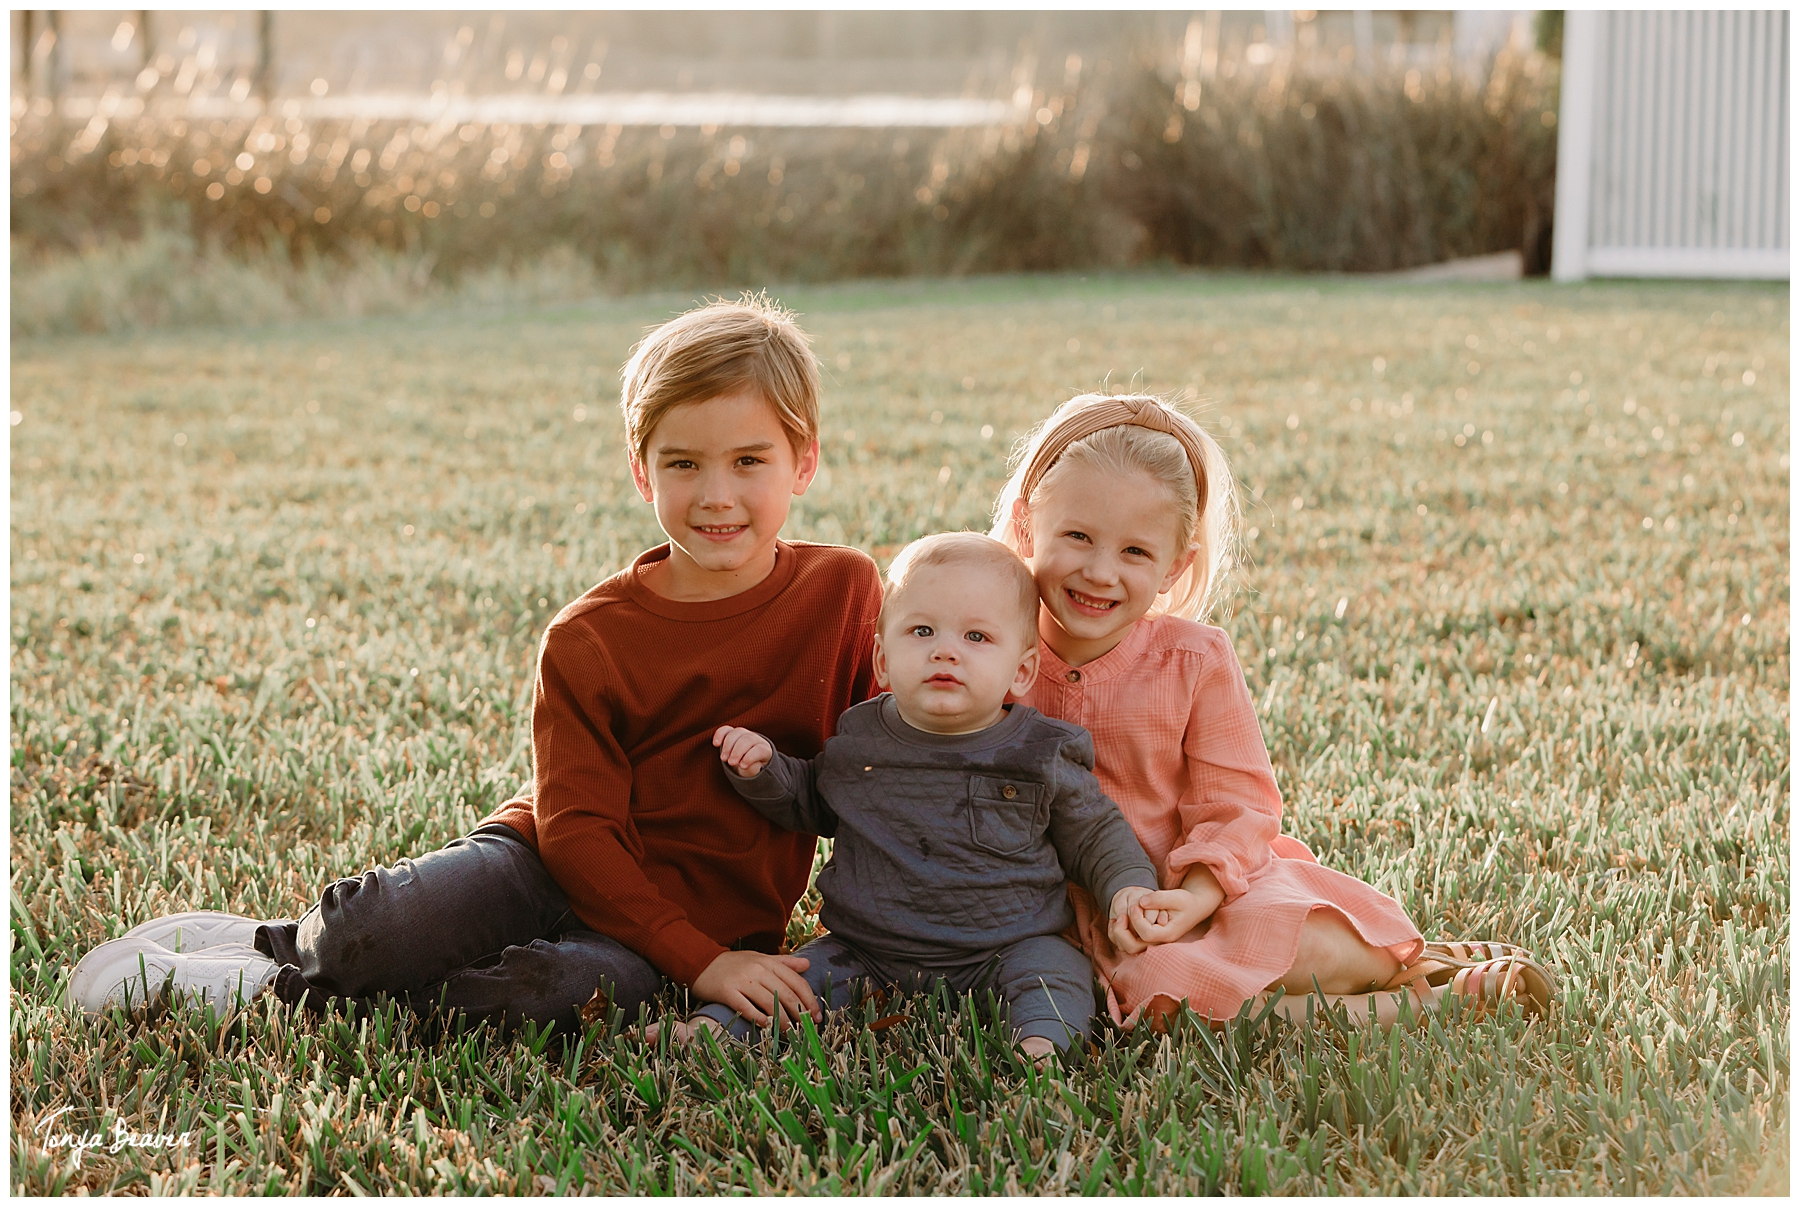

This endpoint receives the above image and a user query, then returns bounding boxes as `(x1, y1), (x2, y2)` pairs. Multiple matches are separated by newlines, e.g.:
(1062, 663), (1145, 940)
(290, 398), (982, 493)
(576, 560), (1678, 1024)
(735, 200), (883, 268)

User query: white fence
(1553, 10), (1789, 280)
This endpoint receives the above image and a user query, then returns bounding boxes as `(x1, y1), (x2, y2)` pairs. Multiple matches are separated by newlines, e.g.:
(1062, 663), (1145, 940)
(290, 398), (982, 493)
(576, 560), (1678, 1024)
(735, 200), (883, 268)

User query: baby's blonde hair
(989, 394), (1239, 621)
(879, 532), (1039, 646)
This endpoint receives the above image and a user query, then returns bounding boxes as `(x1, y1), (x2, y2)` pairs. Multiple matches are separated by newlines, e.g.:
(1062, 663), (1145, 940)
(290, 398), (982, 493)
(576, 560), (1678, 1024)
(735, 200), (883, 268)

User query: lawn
(10, 271), (1789, 1194)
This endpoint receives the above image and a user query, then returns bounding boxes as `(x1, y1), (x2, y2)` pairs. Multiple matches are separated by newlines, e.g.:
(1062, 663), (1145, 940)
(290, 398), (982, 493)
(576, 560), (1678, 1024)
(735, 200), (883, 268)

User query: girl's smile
(1064, 588), (1122, 615)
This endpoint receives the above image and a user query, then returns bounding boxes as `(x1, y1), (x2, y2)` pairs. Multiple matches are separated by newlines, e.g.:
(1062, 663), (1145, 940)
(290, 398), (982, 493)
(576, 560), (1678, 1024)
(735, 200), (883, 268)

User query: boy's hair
(989, 393), (1240, 622)
(879, 532), (1039, 646)
(618, 292), (820, 464)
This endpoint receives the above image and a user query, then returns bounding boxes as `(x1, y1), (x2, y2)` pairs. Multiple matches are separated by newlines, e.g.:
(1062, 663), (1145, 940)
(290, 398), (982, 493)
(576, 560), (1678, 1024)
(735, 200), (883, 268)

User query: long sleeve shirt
(1021, 615), (1299, 898)
(479, 540), (882, 985)
(727, 695), (1158, 963)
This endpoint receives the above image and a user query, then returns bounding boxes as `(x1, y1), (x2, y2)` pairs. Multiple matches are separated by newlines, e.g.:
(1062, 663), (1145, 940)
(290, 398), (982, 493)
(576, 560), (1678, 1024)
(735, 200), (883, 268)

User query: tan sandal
(1444, 955), (1555, 1017)
(1388, 950), (1556, 1018)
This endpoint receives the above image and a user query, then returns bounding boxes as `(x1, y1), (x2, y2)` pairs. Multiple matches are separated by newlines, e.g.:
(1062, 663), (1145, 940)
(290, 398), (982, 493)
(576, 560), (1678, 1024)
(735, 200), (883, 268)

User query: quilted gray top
(728, 695), (1157, 962)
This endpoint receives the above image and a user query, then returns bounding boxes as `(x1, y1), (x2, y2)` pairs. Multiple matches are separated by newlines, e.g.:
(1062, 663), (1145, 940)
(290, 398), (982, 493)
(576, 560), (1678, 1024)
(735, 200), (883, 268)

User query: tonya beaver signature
(32, 1106), (194, 1167)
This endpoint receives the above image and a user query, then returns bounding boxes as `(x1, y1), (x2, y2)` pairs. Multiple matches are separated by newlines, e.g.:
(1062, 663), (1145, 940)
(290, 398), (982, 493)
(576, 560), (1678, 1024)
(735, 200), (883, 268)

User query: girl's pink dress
(1023, 614), (1423, 1026)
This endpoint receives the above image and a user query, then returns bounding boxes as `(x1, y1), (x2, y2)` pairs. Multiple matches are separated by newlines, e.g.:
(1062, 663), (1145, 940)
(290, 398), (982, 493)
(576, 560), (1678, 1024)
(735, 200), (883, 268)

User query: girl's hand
(1125, 888), (1212, 945)
(713, 726), (774, 778)
(1128, 865), (1225, 946)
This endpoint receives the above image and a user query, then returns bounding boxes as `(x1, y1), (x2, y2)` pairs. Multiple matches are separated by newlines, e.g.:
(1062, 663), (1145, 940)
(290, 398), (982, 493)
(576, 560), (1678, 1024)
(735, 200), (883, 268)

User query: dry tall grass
(11, 50), (1558, 335)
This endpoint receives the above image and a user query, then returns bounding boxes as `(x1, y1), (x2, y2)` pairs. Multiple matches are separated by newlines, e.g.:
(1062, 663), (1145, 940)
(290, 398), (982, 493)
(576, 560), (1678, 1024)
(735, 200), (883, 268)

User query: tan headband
(1019, 396), (1211, 519)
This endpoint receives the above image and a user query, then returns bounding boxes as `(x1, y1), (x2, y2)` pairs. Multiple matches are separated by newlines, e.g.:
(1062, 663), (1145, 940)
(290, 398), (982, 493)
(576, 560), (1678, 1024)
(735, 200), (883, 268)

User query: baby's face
(873, 562), (1039, 735)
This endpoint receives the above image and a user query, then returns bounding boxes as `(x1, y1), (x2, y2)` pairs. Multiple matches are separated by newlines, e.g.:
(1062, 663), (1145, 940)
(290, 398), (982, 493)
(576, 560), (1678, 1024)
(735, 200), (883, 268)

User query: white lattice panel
(1554, 10), (1789, 280)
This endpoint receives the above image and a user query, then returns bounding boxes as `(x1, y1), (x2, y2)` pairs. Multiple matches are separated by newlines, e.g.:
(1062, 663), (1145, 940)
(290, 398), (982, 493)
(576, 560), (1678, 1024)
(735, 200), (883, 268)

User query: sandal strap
(1382, 962), (1439, 991)
(1450, 958), (1520, 1002)
(1424, 939), (1526, 966)
(1382, 943), (1502, 990)
(1446, 955), (1553, 1016)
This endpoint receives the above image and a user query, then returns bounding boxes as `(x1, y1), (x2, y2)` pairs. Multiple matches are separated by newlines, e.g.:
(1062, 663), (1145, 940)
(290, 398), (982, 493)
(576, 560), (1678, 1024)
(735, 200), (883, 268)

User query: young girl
(992, 393), (1554, 1028)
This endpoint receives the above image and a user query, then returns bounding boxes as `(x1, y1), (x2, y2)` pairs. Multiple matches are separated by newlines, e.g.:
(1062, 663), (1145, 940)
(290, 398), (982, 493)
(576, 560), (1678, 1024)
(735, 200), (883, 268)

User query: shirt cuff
(641, 920), (729, 987)
(1165, 845), (1249, 898)
(726, 764), (789, 803)
(1096, 863), (1160, 914)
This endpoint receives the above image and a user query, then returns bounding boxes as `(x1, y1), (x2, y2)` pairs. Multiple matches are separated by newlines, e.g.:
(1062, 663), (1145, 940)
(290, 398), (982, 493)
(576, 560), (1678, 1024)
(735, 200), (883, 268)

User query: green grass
(11, 272), (1789, 1193)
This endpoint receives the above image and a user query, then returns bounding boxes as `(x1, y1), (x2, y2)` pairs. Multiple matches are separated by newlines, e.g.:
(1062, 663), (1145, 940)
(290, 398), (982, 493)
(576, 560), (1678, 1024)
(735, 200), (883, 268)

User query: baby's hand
(1107, 886), (1158, 954)
(713, 725), (774, 778)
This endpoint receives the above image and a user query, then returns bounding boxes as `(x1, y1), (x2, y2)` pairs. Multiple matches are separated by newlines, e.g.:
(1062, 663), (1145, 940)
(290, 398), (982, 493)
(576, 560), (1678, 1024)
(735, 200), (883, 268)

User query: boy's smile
(630, 387), (820, 602)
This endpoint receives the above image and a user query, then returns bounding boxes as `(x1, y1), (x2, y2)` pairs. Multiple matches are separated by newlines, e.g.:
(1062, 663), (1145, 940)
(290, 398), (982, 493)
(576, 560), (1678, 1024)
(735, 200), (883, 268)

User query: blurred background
(12, 9), (1565, 335)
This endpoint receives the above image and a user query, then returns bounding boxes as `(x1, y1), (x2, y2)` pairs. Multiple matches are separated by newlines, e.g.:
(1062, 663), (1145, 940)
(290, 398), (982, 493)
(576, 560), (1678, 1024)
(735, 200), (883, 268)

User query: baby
(702, 532), (1160, 1057)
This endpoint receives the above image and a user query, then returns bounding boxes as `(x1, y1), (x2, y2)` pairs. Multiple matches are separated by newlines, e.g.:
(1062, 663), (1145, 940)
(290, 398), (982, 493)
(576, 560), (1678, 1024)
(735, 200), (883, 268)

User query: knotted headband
(1017, 395), (1211, 519)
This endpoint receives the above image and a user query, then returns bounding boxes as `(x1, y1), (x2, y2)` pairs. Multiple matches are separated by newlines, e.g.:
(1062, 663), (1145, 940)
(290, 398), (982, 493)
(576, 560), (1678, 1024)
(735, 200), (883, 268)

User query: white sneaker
(123, 910), (265, 953)
(67, 936), (279, 1016)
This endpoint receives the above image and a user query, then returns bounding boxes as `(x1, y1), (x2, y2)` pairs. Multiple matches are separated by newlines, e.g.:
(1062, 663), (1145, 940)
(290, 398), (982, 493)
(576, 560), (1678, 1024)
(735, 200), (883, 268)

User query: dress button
(1002, 784), (1017, 799)
(1066, 670), (1081, 683)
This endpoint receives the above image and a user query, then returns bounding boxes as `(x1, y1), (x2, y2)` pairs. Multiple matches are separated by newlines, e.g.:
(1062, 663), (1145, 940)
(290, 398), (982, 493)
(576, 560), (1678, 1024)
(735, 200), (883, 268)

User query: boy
(67, 295), (882, 1037)
(700, 532), (1160, 1057)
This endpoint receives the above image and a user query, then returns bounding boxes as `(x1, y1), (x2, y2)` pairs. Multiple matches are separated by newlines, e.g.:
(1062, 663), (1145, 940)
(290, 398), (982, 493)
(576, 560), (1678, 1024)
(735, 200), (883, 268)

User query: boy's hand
(713, 726), (774, 778)
(692, 950), (819, 1029)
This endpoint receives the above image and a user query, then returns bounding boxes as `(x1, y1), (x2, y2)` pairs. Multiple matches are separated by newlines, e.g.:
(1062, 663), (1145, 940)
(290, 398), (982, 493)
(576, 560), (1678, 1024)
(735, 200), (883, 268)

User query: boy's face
(873, 562), (1039, 735)
(630, 387), (819, 601)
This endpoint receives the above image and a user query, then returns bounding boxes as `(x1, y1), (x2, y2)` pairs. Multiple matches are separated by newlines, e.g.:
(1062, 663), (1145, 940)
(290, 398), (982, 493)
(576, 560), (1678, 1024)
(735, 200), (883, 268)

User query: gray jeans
(255, 824), (664, 1037)
(692, 931), (1095, 1050)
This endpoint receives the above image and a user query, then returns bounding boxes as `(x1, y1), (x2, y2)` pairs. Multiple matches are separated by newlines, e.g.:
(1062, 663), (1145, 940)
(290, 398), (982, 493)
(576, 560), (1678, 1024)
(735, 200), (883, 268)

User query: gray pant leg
(691, 934), (875, 1042)
(983, 933), (1096, 1050)
(405, 928), (663, 1035)
(256, 824), (662, 1033)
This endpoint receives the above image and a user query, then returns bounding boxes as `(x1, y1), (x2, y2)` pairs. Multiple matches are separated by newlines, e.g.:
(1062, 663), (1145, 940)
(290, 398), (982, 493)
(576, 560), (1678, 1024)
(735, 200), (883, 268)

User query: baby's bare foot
(641, 1014), (727, 1046)
(1018, 1035), (1058, 1067)
(674, 1015), (726, 1045)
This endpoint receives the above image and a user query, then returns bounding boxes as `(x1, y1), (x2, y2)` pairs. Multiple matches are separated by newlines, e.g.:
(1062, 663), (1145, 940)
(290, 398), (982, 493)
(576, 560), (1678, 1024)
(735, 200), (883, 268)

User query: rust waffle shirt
(479, 540), (882, 986)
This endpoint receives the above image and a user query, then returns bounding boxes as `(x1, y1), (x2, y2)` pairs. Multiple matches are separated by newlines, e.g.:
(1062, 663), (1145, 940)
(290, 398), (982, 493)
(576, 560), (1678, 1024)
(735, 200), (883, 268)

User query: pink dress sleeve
(1162, 630), (1285, 898)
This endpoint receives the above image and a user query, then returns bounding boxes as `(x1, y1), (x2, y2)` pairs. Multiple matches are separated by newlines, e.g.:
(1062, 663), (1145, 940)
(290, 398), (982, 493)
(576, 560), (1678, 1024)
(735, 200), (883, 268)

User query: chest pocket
(967, 775), (1049, 857)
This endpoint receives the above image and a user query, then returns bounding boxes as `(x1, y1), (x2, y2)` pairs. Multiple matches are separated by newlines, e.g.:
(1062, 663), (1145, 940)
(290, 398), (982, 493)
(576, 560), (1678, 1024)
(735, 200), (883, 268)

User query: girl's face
(1012, 462), (1197, 666)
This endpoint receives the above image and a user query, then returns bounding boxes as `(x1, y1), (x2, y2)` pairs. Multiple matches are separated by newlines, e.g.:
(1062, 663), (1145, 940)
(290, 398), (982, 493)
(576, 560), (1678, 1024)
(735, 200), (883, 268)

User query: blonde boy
(70, 296), (882, 1034)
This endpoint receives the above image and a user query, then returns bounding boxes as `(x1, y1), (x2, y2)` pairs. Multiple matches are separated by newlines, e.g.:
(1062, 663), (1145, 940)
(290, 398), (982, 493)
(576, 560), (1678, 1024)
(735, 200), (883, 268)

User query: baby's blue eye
(965, 631), (989, 643)
(911, 624), (933, 637)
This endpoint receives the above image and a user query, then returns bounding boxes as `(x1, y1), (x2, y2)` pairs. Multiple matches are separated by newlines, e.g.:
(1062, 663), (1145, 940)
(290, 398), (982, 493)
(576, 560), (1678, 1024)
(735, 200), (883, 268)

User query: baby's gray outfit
(695, 695), (1156, 1048)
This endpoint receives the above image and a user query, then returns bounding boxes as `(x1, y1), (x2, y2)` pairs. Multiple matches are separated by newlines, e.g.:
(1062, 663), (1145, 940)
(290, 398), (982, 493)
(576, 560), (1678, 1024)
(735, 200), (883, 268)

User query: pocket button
(1001, 784), (1017, 799)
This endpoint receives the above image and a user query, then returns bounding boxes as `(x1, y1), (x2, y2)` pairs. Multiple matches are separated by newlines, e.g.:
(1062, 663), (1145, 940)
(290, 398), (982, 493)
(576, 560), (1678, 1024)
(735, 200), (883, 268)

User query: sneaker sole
(67, 937), (275, 1016)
